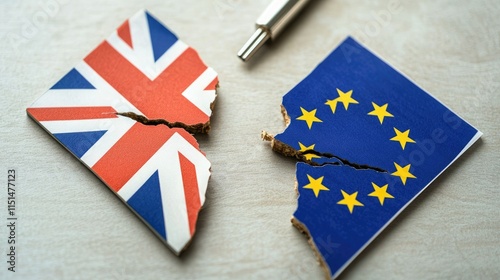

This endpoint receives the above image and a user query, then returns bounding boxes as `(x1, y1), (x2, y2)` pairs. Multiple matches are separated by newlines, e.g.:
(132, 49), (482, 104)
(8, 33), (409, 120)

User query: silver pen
(237, 0), (311, 62)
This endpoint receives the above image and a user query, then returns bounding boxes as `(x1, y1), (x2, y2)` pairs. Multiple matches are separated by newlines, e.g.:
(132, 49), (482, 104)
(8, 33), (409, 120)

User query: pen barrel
(256, 0), (310, 39)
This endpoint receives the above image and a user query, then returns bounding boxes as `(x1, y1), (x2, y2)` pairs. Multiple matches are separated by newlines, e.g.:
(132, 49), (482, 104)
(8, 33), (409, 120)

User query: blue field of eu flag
(273, 37), (481, 278)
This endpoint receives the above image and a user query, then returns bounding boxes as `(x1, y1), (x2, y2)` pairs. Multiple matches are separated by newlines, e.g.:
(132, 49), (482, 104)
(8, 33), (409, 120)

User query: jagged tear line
(305, 159), (342, 168)
(117, 112), (211, 134)
(301, 150), (387, 173)
(116, 84), (219, 135)
(262, 131), (387, 173)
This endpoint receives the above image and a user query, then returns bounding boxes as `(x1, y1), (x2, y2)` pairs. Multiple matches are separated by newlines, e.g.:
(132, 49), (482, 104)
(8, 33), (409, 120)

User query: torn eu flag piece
(271, 37), (481, 278)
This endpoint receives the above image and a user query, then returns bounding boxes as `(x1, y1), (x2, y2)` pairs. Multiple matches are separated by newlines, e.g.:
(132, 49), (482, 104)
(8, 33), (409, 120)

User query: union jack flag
(27, 10), (217, 254)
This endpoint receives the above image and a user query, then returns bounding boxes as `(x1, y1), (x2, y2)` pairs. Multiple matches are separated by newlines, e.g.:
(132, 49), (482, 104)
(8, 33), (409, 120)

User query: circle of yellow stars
(296, 88), (417, 186)
(296, 87), (420, 213)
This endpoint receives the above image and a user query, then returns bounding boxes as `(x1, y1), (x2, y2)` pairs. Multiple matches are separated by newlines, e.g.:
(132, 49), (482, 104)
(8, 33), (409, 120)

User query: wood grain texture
(0, 0), (499, 279)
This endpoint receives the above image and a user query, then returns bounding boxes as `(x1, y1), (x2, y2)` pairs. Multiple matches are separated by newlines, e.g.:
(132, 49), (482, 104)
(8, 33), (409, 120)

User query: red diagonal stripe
(117, 20), (133, 48)
(84, 42), (209, 124)
(204, 77), (218, 91)
(179, 151), (201, 236)
(27, 106), (117, 121)
(92, 123), (175, 192)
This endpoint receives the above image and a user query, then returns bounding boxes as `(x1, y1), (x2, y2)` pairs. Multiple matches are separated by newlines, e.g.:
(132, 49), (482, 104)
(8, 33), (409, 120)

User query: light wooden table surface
(1, 0), (499, 279)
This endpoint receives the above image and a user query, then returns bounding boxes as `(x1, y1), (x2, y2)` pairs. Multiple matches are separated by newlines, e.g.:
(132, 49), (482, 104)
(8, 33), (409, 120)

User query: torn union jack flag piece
(27, 9), (218, 255)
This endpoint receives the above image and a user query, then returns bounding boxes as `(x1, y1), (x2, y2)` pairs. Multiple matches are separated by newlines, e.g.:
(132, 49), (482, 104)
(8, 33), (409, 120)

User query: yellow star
(296, 107), (322, 129)
(303, 175), (329, 198)
(391, 163), (416, 185)
(298, 142), (320, 161)
(368, 182), (394, 205)
(325, 88), (358, 113)
(390, 128), (416, 150)
(324, 99), (339, 114)
(367, 102), (394, 124)
(335, 88), (359, 110)
(337, 190), (364, 214)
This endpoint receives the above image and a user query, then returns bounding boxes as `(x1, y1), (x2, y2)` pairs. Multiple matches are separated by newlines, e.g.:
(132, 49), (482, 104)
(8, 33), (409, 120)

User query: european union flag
(273, 37), (481, 278)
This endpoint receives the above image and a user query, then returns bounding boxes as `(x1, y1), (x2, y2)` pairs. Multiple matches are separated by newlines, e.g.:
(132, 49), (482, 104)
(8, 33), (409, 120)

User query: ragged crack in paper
(117, 111), (212, 134)
(116, 81), (218, 134)
(261, 131), (387, 173)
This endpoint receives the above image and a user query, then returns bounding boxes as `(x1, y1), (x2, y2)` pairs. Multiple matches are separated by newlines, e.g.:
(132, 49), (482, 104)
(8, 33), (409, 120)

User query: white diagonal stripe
(181, 67), (218, 116)
(117, 132), (210, 254)
(82, 116), (136, 167)
(29, 61), (142, 116)
(177, 142), (211, 205)
(107, 10), (188, 81)
(129, 10), (155, 72)
(158, 151), (190, 254)
(153, 41), (188, 78)
(75, 61), (142, 115)
(107, 31), (155, 79)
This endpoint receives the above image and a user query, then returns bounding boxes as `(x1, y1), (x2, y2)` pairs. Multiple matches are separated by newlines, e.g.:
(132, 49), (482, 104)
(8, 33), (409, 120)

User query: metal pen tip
(237, 27), (270, 62)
